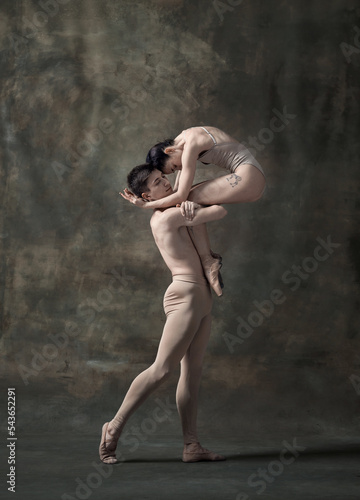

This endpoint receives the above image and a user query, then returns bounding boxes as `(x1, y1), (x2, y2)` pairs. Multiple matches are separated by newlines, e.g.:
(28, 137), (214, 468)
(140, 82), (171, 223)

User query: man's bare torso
(150, 208), (204, 277)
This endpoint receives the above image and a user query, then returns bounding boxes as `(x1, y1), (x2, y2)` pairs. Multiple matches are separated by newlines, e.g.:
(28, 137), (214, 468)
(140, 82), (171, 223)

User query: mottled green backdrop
(1, 0), (360, 443)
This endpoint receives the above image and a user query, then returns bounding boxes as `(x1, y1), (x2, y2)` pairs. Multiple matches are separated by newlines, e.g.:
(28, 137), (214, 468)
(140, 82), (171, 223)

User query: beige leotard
(198, 126), (265, 178)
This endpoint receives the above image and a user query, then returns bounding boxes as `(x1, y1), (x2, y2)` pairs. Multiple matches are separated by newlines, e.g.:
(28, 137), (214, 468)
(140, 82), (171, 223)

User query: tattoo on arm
(226, 173), (242, 188)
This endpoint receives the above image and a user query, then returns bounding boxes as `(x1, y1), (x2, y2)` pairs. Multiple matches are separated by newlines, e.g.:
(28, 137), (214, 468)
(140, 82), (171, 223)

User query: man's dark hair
(127, 163), (157, 198)
(146, 139), (174, 171)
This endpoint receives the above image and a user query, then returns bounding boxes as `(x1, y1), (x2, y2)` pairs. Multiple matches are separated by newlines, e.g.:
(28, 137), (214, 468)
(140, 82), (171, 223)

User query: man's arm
(158, 203), (227, 229)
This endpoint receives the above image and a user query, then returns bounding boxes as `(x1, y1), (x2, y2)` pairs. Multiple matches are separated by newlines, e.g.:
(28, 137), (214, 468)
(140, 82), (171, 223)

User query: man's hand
(179, 201), (202, 221)
(120, 188), (147, 207)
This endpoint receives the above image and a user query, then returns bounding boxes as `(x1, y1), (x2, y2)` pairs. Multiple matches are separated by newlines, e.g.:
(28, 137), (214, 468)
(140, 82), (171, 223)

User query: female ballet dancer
(121, 126), (266, 295)
(100, 163), (227, 464)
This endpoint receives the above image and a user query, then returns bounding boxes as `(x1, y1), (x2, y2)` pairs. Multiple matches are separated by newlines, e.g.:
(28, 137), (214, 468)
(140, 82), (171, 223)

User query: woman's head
(146, 139), (182, 174)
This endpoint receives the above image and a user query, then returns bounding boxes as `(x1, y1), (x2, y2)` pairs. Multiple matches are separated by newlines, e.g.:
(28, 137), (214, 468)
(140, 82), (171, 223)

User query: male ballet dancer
(99, 163), (227, 463)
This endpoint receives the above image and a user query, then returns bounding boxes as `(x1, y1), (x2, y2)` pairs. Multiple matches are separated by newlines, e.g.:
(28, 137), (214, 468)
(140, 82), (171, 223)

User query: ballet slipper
(209, 252), (224, 290)
(218, 270), (224, 290)
(182, 442), (226, 463)
(210, 250), (222, 264)
(203, 258), (223, 297)
(99, 422), (118, 464)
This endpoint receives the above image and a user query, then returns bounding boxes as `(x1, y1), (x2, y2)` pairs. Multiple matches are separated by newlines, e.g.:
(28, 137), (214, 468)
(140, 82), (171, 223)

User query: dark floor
(2, 434), (360, 500)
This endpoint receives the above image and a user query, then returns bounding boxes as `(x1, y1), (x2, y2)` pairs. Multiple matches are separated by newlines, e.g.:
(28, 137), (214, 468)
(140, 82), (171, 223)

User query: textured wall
(1, 0), (360, 441)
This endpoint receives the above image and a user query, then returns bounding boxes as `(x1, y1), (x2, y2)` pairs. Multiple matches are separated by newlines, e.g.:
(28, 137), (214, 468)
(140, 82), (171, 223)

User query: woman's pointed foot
(182, 442), (226, 463)
(203, 258), (223, 297)
(99, 422), (119, 464)
(210, 250), (222, 264)
(218, 270), (224, 290)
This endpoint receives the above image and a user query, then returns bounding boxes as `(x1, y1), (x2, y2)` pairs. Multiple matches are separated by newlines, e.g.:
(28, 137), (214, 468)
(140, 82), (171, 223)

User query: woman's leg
(182, 166), (265, 296)
(186, 225), (223, 296)
(176, 313), (225, 462)
(188, 164), (266, 205)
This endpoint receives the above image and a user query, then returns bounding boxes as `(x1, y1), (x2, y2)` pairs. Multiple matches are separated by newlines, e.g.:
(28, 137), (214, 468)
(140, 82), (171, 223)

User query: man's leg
(100, 282), (204, 462)
(176, 313), (212, 444)
(176, 313), (226, 462)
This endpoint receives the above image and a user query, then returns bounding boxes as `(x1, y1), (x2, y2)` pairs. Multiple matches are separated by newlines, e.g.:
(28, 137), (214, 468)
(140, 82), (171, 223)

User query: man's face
(143, 169), (174, 201)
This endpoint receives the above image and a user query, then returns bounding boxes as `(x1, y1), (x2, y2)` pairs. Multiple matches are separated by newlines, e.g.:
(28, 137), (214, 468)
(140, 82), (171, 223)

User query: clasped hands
(177, 200), (202, 221)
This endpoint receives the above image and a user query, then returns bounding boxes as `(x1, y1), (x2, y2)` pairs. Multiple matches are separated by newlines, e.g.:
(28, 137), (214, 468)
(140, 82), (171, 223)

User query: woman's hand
(179, 201), (202, 221)
(120, 188), (147, 207)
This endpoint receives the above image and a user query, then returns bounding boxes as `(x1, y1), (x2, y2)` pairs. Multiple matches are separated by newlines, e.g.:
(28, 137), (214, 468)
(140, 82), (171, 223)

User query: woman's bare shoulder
(177, 126), (238, 144)
(203, 126), (238, 143)
(175, 126), (214, 148)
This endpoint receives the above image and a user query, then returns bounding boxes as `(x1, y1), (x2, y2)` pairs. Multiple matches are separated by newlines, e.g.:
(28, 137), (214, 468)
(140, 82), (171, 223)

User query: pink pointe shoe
(182, 442), (226, 463)
(99, 422), (118, 464)
(210, 250), (222, 264)
(203, 258), (224, 297)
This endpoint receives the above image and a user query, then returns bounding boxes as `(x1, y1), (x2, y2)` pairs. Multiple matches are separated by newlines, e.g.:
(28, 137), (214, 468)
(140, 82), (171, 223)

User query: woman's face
(162, 148), (182, 174)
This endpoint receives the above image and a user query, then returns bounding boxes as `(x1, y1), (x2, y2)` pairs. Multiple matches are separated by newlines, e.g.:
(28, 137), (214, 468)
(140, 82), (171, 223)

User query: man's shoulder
(150, 207), (181, 229)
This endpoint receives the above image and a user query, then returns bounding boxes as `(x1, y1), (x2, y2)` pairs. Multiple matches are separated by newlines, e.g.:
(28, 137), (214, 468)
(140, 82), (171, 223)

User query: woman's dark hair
(146, 139), (174, 171)
(127, 163), (156, 198)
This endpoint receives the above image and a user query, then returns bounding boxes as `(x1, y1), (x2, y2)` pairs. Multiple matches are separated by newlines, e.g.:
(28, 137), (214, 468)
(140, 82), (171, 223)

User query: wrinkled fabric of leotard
(197, 126), (265, 178)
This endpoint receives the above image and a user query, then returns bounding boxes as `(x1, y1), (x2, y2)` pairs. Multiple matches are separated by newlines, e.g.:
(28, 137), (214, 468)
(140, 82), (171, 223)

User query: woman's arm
(141, 141), (200, 209)
(173, 170), (181, 192)
(120, 128), (213, 209)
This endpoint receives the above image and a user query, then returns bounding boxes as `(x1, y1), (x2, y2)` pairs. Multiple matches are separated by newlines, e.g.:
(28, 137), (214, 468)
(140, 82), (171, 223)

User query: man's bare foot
(182, 442), (226, 463)
(202, 256), (223, 296)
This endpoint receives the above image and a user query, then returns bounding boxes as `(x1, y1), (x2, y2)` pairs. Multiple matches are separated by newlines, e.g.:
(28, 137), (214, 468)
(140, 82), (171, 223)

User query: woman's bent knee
(253, 179), (266, 201)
